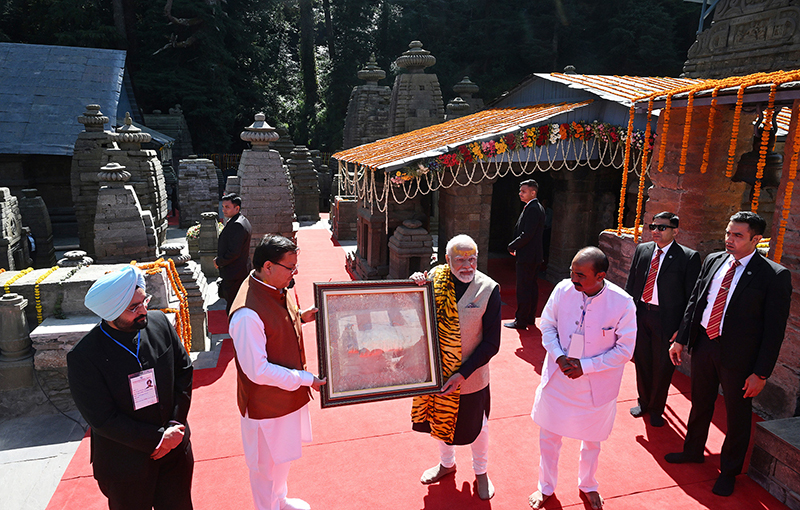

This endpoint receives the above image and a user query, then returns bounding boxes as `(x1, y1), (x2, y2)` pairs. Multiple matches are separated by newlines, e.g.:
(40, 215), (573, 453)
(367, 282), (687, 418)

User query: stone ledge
(749, 417), (800, 509)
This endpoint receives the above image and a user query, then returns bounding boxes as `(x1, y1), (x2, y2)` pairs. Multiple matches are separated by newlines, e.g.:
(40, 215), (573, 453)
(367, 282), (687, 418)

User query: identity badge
(129, 368), (159, 410)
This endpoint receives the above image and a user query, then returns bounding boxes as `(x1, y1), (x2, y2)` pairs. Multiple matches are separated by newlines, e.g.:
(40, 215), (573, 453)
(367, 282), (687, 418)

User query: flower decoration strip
(388, 119), (653, 184)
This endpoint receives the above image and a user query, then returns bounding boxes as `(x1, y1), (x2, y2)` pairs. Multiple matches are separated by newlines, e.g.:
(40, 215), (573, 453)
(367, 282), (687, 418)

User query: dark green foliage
(0, 0), (701, 153)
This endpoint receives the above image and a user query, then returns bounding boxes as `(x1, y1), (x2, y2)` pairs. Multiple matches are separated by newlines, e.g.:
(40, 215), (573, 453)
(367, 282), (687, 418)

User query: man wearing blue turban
(68, 265), (194, 509)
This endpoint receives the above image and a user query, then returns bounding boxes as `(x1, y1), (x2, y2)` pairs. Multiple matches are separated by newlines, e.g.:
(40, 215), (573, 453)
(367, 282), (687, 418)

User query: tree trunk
(299, 0), (318, 144)
(322, 0), (335, 61)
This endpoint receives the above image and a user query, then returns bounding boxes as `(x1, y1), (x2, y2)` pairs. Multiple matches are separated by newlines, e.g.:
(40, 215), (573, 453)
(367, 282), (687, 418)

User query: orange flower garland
(700, 87), (720, 173)
(634, 98), (655, 242)
(135, 258), (192, 352)
(616, 105), (637, 235)
(4, 267), (32, 293)
(751, 83), (777, 213)
(678, 91), (695, 174)
(656, 94), (672, 172)
(725, 85), (746, 178)
(774, 103), (800, 263)
(34, 266), (59, 324)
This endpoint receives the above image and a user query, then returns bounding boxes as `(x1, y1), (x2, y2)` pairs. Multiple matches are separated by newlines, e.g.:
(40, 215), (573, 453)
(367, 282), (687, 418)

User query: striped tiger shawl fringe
(411, 265), (462, 443)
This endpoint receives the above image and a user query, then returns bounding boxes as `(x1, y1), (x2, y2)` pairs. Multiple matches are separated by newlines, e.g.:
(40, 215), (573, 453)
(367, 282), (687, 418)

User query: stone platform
(749, 417), (800, 509)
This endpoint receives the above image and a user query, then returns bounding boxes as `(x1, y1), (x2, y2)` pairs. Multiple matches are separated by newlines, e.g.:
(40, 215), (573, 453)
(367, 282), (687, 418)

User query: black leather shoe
(664, 452), (704, 464)
(504, 321), (527, 330)
(630, 405), (646, 418)
(650, 414), (665, 427)
(712, 474), (736, 496)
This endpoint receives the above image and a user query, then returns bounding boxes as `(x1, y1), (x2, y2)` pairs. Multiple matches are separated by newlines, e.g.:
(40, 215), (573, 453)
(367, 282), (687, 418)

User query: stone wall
(178, 157), (219, 229)
(683, 0), (800, 78)
(438, 178), (494, 275)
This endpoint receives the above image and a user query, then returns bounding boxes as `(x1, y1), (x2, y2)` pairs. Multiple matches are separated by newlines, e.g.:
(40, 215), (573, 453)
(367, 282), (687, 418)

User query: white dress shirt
(700, 250), (756, 332)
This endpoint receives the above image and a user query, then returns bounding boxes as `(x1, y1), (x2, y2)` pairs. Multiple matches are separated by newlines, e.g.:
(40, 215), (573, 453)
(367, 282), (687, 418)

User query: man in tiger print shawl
(409, 234), (501, 501)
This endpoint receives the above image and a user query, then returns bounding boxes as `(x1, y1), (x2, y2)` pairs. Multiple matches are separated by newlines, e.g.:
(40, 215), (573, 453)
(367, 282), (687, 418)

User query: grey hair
(446, 234), (478, 257)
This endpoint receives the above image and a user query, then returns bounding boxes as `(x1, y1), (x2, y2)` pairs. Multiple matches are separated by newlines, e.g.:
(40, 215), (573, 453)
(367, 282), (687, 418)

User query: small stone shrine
(178, 156), (219, 228)
(57, 250), (93, 268)
(162, 243), (210, 352)
(331, 196), (357, 240)
(70, 105), (117, 257)
(0, 187), (27, 270)
(142, 105), (195, 168)
(237, 113), (297, 249)
(272, 126), (296, 163)
(0, 293), (34, 391)
(93, 162), (156, 263)
(388, 41), (445, 135)
(286, 146), (320, 221)
(18, 189), (56, 268)
(198, 212), (220, 278)
(452, 76), (484, 113)
(342, 54), (392, 149)
(108, 113), (169, 244)
(445, 97), (471, 120)
(388, 219), (434, 279)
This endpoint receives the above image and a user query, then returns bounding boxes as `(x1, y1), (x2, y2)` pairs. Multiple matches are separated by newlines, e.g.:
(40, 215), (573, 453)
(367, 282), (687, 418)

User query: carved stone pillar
(0, 293), (34, 390)
(199, 212), (219, 278)
(19, 189), (56, 268)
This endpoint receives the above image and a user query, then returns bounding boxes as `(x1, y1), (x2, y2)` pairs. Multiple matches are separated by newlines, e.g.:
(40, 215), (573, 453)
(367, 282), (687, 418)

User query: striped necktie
(706, 260), (740, 340)
(641, 248), (662, 303)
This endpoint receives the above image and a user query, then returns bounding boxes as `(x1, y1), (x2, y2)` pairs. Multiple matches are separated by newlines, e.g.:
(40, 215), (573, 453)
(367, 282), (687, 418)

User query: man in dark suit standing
(665, 211), (792, 497)
(68, 266), (194, 509)
(215, 192), (252, 315)
(626, 212), (700, 427)
(506, 179), (546, 331)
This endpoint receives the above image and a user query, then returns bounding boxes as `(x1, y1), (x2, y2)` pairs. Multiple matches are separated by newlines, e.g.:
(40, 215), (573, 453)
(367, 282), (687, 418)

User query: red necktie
(641, 248), (662, 303)
(706, 260), (740, 340)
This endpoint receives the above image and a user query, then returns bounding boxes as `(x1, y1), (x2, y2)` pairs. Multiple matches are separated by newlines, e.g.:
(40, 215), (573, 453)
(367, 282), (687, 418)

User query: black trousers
(219, 277), (246, 316)
(515, 261), (539, 326)
(682, 330), (753, 477)
(633, 305), (675, 416)
(98, 440), (194, 510)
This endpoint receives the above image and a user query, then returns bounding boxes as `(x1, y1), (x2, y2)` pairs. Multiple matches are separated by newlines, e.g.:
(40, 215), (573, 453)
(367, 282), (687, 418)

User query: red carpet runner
(47, 226), (787, 509)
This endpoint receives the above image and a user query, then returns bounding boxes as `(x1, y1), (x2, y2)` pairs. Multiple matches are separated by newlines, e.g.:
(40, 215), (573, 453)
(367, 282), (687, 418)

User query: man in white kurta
(229, 234), (326, 510)
(529, 247), (636, 510)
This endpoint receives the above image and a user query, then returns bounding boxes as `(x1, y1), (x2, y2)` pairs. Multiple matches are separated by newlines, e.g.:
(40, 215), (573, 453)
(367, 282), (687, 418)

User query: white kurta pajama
(230, 303), (315, 510)
(532, 278), (636, 495)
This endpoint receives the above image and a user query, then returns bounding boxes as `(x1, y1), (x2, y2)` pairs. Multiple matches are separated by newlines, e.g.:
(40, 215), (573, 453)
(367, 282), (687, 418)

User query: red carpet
(47, 226), (788, 510)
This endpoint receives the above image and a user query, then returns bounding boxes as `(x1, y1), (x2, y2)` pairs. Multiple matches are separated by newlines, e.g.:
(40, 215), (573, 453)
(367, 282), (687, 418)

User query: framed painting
(314, 280), (441, 408)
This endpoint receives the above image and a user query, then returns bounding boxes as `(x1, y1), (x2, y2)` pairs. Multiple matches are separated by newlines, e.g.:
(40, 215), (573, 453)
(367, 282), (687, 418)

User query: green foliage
(0, 0), (701, 153)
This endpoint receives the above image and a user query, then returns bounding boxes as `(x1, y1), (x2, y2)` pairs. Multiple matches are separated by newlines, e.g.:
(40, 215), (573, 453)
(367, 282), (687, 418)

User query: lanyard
(100, 325), (142, 370)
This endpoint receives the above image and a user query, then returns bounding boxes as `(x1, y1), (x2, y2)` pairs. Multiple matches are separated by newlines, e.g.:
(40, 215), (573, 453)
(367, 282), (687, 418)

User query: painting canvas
(314, 280), (441, 408)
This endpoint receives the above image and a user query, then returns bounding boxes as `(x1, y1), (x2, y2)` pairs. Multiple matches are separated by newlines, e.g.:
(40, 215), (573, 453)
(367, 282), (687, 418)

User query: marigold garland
(678, 91), (695, 174)
(4, 267), (33, 293)
(656, 94), (672, 172)
(0, 268), (5, 274)
(616, 105), (637, 235)
(616, 69), (800, 247)
(390, 119), (653, 184)
(135, 258), (192, 352)
(726, 85), (747, 178)
(34, 266), (59, 324)
(700, 88), (720, 173)
(634, 98), (655, 242)
(751, 83), (778, 213)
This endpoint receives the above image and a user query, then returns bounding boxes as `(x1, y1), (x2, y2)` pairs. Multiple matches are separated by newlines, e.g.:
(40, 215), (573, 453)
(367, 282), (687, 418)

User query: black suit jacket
(625, 241), (701, 340)
(68, 311), (193, 483)
(677, 250), (792, 377)
(508, 198), (545, 265)
(217, 212), (252, 281)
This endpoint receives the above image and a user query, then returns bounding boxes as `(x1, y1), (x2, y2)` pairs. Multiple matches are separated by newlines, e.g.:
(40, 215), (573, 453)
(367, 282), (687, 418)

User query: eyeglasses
(273, 261), (299, 274)
(127, 294), (152, 314)
(648, 224), (676, 232)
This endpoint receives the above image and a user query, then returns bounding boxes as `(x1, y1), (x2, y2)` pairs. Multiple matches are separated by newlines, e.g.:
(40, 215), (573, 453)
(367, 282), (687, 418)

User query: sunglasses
(648, 224), (676, 232)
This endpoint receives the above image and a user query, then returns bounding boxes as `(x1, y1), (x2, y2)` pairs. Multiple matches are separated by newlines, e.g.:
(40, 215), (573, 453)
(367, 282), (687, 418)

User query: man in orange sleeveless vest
(410, 234), (501, 501)
(229, 234), (326, 510)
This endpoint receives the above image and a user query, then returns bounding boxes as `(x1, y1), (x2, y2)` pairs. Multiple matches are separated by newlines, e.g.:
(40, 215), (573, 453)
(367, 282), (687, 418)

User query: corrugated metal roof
(538, 73), (709, 106)
(332, 101), (592, 170)
(0, 42), (126, 156)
